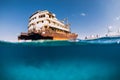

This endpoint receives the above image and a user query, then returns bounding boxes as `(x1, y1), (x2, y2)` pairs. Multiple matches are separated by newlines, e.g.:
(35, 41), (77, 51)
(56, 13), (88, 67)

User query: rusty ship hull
(18, 30), (78, 41)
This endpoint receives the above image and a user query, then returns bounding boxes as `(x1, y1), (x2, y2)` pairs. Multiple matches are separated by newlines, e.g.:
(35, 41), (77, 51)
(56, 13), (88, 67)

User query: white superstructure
(28, 10), (70, 33)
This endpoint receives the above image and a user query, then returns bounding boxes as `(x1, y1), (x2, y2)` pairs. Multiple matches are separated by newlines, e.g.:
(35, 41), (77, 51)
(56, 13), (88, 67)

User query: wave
(1, 37), (120, 47)
(0, 37), (120, 80)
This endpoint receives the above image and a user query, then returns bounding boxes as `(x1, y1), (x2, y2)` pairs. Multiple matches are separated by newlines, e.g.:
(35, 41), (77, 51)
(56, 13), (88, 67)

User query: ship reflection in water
(0, 39), (120, 80)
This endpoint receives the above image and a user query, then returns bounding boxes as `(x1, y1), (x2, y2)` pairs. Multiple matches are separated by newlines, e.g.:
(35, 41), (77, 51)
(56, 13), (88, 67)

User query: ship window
(43, 15), (45, 17)
(48, 20), (50, 23)
(39, 15), (45, 18)
(51, 16), (53, 18)
(49, 15), (52, 18)
(53, 22), (55, 25)
(37, 22), (39, 24)
(39, 15), (41, 18)
(44, 26), (47, 28)
(48, 14), (52, 18)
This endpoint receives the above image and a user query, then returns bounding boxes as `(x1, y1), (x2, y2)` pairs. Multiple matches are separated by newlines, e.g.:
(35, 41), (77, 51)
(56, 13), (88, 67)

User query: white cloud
(115, 16), (120, 20)
(80, 13), (86, 16)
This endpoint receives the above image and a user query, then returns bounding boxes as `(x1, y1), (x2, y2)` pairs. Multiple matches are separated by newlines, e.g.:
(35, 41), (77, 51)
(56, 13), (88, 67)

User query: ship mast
(117, 28), (120, 33)
(63, 18), (71, 32)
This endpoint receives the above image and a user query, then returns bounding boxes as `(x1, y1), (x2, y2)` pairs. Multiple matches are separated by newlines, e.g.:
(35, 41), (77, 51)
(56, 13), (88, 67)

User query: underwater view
(0, 38), (120, 80)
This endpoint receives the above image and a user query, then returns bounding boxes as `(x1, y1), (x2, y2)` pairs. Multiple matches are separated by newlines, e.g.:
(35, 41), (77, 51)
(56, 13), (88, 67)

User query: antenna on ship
(62, 18), (69, 24)
(66, 17), (68, 24)
(117, 28), (120, 33)
(63, 18), (67, 24)
(64, 17), (71, 31)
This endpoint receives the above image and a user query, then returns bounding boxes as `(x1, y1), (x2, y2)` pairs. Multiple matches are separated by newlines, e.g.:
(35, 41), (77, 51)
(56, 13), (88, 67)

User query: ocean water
(0, 39), (120, 80)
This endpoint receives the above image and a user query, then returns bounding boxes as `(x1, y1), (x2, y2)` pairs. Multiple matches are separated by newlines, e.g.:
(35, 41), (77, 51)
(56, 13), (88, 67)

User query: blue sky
(0, 0), (120, 40)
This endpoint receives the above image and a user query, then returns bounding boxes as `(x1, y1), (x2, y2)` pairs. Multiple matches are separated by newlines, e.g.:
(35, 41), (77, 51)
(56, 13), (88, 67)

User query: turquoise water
(0, 39), (120, 80)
